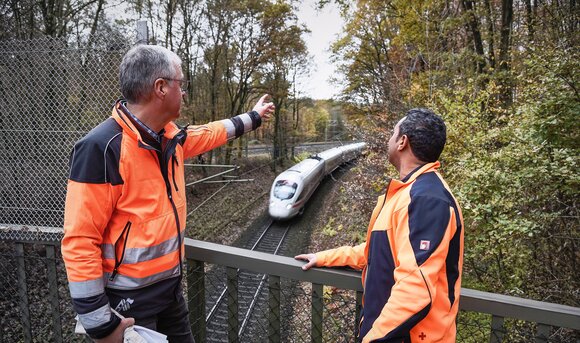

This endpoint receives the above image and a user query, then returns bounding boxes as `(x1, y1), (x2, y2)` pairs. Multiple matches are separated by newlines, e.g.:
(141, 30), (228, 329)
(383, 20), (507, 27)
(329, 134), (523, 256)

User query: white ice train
(268, 142), (367, 220)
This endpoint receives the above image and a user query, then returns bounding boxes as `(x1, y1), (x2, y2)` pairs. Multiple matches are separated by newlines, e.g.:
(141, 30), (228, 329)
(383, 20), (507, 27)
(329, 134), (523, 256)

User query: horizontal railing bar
(184, 238), (362, 290)
(460, 288), (580, 329)
(0, 225), (63, 243)
(184, 238), (580, 330)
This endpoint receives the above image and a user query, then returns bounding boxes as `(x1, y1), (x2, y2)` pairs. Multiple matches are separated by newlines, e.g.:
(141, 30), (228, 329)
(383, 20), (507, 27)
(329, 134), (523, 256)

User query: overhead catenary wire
(185, 167), (239, 186)
(186, 180), (233, 218)
(185, 155), (287, 217)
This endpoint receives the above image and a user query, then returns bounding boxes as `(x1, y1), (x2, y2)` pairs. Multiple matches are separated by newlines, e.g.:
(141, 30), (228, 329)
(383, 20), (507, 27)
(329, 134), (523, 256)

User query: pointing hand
(252, 94), (275, 120)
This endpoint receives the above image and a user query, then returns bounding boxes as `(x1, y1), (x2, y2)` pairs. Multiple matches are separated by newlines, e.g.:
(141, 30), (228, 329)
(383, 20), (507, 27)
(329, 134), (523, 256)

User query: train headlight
(286, 204), (292, 209)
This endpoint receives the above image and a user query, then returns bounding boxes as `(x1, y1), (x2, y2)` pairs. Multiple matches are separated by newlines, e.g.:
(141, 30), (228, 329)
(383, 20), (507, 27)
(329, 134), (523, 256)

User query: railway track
(204, 219), (291, 342)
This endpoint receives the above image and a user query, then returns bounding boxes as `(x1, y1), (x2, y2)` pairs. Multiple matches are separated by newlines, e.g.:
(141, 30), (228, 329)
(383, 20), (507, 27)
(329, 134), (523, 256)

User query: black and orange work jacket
(62, 100), (262, 338)
(315, 162), (464, 342)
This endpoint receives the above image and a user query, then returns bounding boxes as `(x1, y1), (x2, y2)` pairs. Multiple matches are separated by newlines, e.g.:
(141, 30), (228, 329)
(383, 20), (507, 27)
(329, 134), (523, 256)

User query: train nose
(269, 201), (292, 219)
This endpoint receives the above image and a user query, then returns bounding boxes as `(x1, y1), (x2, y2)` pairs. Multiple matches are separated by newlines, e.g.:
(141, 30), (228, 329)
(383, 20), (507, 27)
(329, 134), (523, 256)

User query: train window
(296, 183), (310, 202)
(273, 180), (298, 200)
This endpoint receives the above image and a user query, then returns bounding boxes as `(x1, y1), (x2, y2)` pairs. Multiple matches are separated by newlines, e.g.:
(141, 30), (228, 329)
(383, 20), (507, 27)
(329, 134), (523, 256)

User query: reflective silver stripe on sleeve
(104, 264), (180, 290)
(238, 113), (253, 133)
(78, 304), (112, 329)
(69, 278), (105, 298)
(219, 119), (236, 140)
(101, 233), (182, 264)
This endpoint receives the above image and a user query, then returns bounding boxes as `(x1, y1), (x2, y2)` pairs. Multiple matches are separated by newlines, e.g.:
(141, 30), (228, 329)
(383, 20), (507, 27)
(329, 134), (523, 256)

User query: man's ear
(153, 78), (166, 99)
(397, 134), (409, 151)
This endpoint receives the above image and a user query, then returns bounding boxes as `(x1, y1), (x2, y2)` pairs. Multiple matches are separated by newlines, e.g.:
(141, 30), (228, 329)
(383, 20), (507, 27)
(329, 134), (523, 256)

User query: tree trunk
(498, 0), (513, 106)
(484, 0), (496, 69)
(462, 0), (487, 74)
(524, 0), (534, 42)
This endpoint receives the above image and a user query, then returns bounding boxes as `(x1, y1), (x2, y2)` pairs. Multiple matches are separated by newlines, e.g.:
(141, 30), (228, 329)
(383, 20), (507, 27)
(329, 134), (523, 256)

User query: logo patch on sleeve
(419, 240), (431, 250)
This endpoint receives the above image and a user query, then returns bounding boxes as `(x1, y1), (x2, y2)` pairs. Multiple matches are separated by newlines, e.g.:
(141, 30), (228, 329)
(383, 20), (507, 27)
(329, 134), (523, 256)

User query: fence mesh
(0, 235), (84, 342)
(0, 33), (133, 228)
(186, 260), (579, 343)
(1, 34), (579, 343)
(0, 234), (578, 342)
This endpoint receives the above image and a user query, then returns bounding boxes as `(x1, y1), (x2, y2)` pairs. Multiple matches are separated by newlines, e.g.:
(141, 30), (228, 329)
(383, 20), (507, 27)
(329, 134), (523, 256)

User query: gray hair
(119, 45), (182, 103)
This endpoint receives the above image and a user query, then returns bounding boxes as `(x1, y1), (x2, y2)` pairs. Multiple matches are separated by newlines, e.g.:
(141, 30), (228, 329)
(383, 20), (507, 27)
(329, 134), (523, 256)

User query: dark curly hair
(398, 108), (446, 162)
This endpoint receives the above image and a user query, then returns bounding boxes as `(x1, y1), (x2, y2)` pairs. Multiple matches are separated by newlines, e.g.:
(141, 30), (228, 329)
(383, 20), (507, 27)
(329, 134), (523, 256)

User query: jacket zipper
(109, 221), (132, 281)
(171, 154), (179, 192)
(158, 139), (183, 282)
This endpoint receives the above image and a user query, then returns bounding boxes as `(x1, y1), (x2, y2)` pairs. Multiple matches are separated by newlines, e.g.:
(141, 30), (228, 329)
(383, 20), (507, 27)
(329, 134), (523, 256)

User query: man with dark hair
(296, 108), (464, 342)
(62, 44), (274, 342)
(397, 108), (446, 163)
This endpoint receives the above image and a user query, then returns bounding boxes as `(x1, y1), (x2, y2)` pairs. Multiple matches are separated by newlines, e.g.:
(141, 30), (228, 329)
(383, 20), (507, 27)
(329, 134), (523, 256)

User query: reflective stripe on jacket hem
(104, 264), (180, 290)
(100, 232), (183, 264)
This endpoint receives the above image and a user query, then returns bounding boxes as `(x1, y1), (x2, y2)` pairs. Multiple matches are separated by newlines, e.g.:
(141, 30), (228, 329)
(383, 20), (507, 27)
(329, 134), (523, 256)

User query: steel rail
(205, 219), (275, 323)
(238, 224), (290, 337)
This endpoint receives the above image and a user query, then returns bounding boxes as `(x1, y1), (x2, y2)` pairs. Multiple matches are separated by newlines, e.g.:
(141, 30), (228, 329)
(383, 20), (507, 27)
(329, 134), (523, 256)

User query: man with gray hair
(61, 44), (274, 342)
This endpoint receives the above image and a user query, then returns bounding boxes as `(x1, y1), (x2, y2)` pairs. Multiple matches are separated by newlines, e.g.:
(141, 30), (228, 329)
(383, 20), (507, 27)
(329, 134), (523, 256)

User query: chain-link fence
(0, 230), (80, 342)
(0, 30), (131, 342)
(0, 33), (134, 228)
(188, 260), (580, 343)
(1, 231), (579, 342)
(1, 31), (579, 343)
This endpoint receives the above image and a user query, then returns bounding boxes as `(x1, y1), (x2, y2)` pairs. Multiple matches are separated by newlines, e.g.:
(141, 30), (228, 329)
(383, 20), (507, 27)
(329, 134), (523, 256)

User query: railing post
(489, 315), (505, 343)
(311, 283), (323, 343)
(46, 244), (62, 342)
(226, 267), (238, 343)
(354, 291), (363, 338)
(535, 324), (550, 343)
(187, 259), (205, 343)
(268, 275), (280, 343)
(16, 243), (32, 342)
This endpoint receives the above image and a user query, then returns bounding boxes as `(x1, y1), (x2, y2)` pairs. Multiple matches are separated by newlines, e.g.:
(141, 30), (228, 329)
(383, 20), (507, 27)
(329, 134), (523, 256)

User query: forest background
(1, 0), (577, 310)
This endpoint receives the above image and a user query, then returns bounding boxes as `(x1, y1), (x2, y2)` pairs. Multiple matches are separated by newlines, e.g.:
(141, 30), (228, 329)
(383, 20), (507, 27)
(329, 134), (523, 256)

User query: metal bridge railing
(1, 228), (579, 342)
(185, 238), (580, 343)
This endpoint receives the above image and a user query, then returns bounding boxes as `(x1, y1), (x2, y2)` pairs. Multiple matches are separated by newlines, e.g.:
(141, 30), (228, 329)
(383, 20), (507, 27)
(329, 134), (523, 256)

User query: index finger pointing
(258, 94), (269, 104)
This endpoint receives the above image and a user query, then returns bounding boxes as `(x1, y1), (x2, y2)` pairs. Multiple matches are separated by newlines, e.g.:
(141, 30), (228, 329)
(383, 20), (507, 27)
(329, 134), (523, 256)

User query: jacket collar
(111, 100), (183, 147)
(386, 161), (440, 197)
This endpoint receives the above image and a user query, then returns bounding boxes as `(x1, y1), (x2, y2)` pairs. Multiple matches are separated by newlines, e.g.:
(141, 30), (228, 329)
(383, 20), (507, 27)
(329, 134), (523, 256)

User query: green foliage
(293, 151), (312, 163)
(431, 47), (579, 303)
(322, 217), (338, 237)
(350, 230), (366, 245)
(294, 101), (332, 140)
(328, 0), (579, 306)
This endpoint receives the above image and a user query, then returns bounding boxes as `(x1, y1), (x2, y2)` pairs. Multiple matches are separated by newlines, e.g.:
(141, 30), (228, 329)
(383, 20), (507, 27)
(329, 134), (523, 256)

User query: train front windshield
(273, 180), (298, 200)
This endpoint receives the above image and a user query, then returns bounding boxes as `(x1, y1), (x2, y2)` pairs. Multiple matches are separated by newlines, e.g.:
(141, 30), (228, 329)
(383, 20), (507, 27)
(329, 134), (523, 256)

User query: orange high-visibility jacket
(316, 162), (464, 343)
(62, 100), (262, 338)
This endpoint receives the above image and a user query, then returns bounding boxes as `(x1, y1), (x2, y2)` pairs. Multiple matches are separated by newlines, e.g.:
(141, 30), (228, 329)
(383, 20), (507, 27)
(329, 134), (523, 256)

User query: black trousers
(108, 277), (195, 343)
(134, 290), (195, 343)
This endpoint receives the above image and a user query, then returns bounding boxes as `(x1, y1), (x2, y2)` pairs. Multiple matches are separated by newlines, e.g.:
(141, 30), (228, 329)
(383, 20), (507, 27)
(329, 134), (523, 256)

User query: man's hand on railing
(294, 253), (317, 270)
